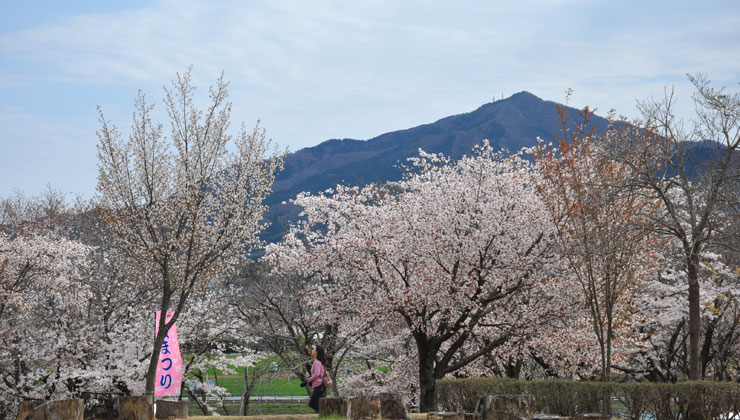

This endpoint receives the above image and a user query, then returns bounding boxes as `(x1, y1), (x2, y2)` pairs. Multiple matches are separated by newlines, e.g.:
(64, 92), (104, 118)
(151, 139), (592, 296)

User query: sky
(1, 0), (739, 198)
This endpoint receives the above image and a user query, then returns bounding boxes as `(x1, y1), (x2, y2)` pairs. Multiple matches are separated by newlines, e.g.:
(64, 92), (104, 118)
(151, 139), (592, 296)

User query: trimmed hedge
(436, 378), (740, 419)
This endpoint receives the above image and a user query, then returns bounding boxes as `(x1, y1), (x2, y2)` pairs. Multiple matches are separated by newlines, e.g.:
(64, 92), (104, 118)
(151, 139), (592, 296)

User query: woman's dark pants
(309, 384), (326, 413)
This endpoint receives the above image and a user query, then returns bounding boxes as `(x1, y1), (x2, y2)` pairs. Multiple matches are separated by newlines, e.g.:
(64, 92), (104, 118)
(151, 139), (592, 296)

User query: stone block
(427, 412), (465, 420)
(320, 396), (349, 418)
(349, 395), (381, 420)
(82, 393), (120, 420)
(15, 401), (44, 420)
(154, 401), (188, 419)
(18, 399), (84, 420)
(118, 397), (153, 420)
(376, 393), (411, 420)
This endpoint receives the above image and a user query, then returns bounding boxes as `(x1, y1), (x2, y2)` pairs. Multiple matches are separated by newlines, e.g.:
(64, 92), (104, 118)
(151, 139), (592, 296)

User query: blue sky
(1, 0), (739, 198)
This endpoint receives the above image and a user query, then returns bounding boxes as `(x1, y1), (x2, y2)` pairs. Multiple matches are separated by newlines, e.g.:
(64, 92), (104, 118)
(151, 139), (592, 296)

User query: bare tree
(238, 355), (282, 416)
(96, 68), (284, 397)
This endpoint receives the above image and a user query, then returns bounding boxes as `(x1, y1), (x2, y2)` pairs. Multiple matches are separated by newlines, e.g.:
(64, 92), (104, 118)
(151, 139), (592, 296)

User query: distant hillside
(260, 91), (610, 244)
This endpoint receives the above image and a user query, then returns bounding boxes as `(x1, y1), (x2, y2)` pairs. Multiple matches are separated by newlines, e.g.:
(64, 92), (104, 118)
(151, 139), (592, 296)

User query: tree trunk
(504, 358), (521, 378)
(701, 316), (716, 378)
(240, 392), (251, 416)
(687, 255), (705, 420)
(214, 371), (229, 415)
(417, 345), (437, 413)
(240, 365), (251, 416)
(687, 257), (702, 381)
(192, 391), (210, 415)
(605, 320), (612, 382)
(144, 326), (167, 397)
(145, 293), (174, 396)
(333, 370), (341, 396)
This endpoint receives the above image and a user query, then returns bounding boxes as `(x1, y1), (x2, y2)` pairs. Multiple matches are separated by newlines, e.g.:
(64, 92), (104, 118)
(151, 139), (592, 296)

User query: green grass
(196, 375), (306, 397)
(184, 352), (308, 397)
(188, 402), (315, 416)
(252, 378), (307, 396)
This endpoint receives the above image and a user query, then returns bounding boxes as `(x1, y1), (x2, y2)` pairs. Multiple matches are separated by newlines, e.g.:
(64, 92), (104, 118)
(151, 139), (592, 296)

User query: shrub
(436, 378), (740, 418)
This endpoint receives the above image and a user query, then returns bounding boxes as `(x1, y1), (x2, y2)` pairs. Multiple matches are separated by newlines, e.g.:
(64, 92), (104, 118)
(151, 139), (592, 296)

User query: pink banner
(155, 311), (183, 397)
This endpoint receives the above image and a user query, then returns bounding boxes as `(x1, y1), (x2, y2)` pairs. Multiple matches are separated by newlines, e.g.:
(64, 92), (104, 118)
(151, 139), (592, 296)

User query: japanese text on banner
(155, 311), (183, 397)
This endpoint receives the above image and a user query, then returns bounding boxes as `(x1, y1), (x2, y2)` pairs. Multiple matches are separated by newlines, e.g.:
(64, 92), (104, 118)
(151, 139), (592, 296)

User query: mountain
(260, 91), (610, 244)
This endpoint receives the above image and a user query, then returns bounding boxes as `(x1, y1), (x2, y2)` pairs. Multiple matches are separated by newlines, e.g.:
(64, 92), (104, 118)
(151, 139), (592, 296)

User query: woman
(305, 345), (327, 413)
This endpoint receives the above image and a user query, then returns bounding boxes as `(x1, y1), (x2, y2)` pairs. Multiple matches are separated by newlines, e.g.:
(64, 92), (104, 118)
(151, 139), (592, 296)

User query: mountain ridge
(260, 91), (609, 244)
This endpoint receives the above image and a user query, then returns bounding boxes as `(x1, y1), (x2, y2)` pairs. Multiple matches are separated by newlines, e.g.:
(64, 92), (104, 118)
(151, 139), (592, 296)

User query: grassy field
(202, 374), (306, 397)
(183, 354), (379, 416)
(188, 401), (315, 416)
(187, 354), (311, 397)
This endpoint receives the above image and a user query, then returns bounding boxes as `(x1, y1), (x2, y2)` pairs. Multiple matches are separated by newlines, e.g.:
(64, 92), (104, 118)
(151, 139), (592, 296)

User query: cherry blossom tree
(0, 186), (89, 239)
(337, 331), (420, 406)
(267, 143), (563, 411)
(0, 193), (156, 419)
(96, 68), (284, 396)
(0, 229), (256, 418)
(1, 183), (266, 417)
(620, 236), (740, 382)
(0, 232), (92, 419)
